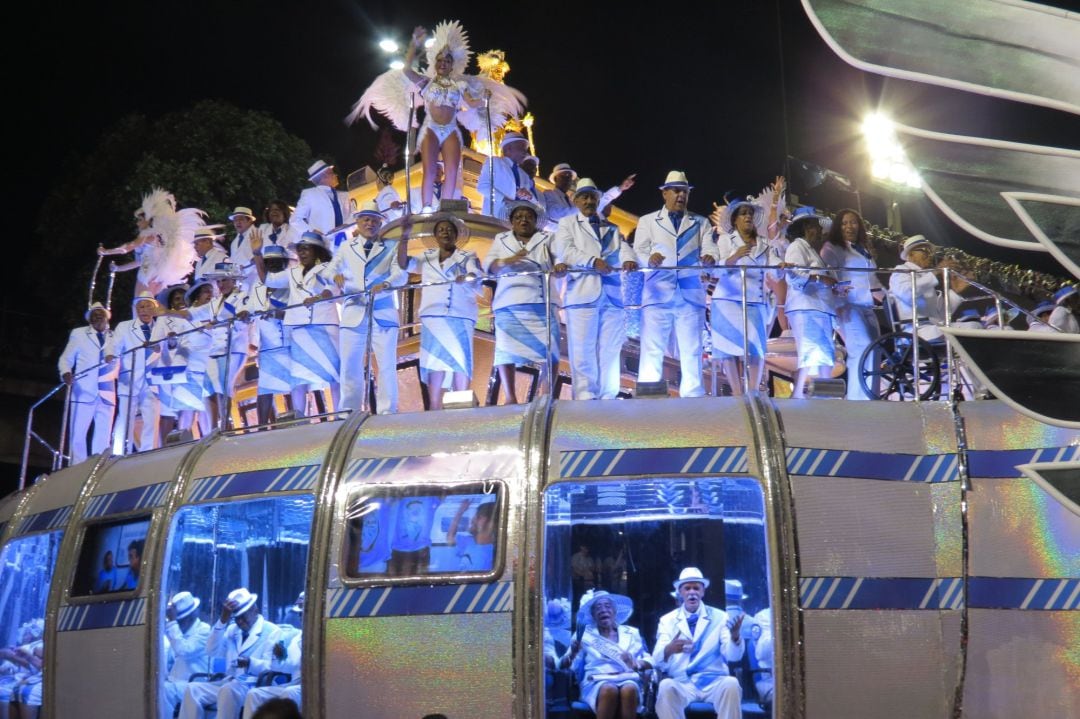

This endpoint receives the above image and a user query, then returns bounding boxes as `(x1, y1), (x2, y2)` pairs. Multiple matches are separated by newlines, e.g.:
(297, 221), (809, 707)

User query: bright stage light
(379, 38), (399, 53)
(862, 112), (922, 193)
(389, 59), (405, 70)
(424, 37), (435, 48)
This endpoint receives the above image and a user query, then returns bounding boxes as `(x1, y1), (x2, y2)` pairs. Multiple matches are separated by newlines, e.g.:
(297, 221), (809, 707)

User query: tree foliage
(31, 100), (313, 327)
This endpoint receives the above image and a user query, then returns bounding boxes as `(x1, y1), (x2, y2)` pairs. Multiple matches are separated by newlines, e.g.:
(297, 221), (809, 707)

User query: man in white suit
(323, 201), (407, 413)
(160, 591), (211, 719)
(477, 131), (537, 219)
(179, 588), (281, 719)
(633, 171), (717, 397)
(112, 292), (162, 454)
(291, 160), (352, 254)
(552, 178), (638, 400)
(58, 302), (117, 464)
(651, 567), (745, 719)
(192, 228), (229, 283)
(227, 208), (259, 292)
(541, 163), (637, 231)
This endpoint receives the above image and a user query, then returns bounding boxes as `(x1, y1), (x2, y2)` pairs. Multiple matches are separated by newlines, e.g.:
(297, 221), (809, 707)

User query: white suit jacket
(324, 238), (407, 329)
(785, 238), (836, 315)
(291, 186), (352, 251)
(192, 247), (229, 283)
(889, 260), (941, 322)
(164, 617), (211, 682)
(240, 282), (288, 351)
(58, 326), (118, 403)
(205, 616), (281, 682)
(406, 248), (484, 320)
(483, 230), (559, 310)
(113, 318), (161, 393)
(264, 264), (339, 326)
(477, 157), (538, 218)
(552, 212), (634, 308)
(189, 291), (249, 356)
(633, 208), (718, 307)
(651, 603), (744, 680)
(149, 316), (211, 374)
(711, 233), (782, 305)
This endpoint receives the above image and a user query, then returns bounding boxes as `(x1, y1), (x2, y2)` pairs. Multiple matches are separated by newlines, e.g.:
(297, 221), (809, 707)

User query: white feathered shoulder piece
(138, 188), (204, 288)
(345, 69), (419, 130)
(455, 76), (527, 141)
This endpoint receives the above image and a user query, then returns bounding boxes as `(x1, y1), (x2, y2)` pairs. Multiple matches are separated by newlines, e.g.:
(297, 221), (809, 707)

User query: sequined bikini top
(421, 77), (466, 110)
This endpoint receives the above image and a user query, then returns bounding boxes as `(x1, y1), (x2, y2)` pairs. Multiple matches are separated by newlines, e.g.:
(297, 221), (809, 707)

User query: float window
(162, 495), (314, 629)
(541, 477), (774, 717)
(71, 516), (150, 597)
(342, 482), (503, 581)
(0, 531), (61, 649)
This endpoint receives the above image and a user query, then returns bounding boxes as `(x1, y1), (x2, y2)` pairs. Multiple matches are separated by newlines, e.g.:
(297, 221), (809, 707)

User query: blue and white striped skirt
(787, 310), (836, 369)
(711, 299), (769, 358)
(204, 353), (246, 397)
(160, 370), (208, 414)
(420, 316), (475, 388)
(257, 346), (292, 395)
(288, 324), (340, 390)
(493, 303), (559, 367)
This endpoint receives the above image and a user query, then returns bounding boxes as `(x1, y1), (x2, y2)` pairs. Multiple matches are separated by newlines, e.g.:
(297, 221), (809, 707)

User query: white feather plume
(425, 20), (471, 77)
(456, 76), (527, 139)
(345, 69), (420, 130)
(137, 188), (203, 287)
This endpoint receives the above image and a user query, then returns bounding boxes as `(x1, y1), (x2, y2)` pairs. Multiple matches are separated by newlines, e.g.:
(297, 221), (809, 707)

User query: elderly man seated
(240, 592), (304, 719)
(161, 591), (211, 719)
(651, 568), (744, 719)
(179, 588), (281, 719)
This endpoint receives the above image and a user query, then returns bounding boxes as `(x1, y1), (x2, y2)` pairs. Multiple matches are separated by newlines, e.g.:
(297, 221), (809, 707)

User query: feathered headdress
(425, 20), (471, 77)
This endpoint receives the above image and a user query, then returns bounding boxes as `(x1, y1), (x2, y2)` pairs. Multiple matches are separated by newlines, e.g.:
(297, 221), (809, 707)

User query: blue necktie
(363, 240), (374, 253)
(96, 331), (105, 348)
(329, 189), (343, 226)
(687, 613), (699, 636)
(140, 324), (151, 342)
(670, 212), (683, 233)
(269, 228), (280, 246)
(589, 215), (602, 240)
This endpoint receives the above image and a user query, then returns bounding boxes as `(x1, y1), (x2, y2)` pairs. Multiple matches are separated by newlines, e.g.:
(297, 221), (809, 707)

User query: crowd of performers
(57, 21), (1080, 466)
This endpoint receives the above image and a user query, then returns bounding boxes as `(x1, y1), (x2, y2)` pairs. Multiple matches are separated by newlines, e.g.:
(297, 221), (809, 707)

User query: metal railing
(19, 262), (1059, 488)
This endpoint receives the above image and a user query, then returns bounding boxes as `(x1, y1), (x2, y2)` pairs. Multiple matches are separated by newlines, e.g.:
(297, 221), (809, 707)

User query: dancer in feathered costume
(347, 21), (527, 212)
(98, 189), (204, 296)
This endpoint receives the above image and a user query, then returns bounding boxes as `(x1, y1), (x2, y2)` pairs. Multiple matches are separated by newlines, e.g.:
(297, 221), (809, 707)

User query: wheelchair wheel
(859, 331), (941, 401)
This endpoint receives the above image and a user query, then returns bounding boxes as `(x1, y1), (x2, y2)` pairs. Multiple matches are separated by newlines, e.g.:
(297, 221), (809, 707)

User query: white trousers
(639, 299), (705, 397)
(838, 304), (881, 400)
(69, 399), (114, 464)
(565, 298), (625, 400)
(339, 323), (399, 414)
(114, 384), (160, 453)
(180, 678), (250, 719)
(161, 679), (188, 719)
(655, 675), (741, 719)
(241, 684), (301, 718)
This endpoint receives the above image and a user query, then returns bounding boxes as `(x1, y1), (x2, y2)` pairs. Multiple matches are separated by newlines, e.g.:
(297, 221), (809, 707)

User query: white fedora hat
(659, 170), (693, 190)
(549, 162), (578, 184)
(572, 178), (602, 198)
(307, 160), (335, 181)
(900, 235), (933, 261)
(169, 591), (201, 621)
(673, 566), (711, 591)
(226, 587), (258, 616)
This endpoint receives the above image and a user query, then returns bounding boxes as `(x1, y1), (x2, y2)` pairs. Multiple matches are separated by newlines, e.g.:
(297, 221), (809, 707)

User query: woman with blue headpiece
(560, 590), (650, 719)
(710, 197), (783, 395)
(784, 207), (839, 399)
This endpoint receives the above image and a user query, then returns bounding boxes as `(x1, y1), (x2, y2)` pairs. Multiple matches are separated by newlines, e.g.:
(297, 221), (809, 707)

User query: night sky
(13, 0), (1080, 301)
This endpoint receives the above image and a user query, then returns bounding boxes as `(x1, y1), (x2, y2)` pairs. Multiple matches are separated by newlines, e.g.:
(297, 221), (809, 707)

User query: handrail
(21, 263), (1064, 484)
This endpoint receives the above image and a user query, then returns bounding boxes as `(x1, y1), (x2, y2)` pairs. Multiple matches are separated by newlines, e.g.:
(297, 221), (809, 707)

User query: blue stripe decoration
(967, 446), (1080, 478)
(799, 577), (965, 610)
(83, 482), (171, 519)
(57, 598), (147, 631)
(785, 448), (960, 483)
(558, 447), (749, 479)
(187, 465), (319, 503)
(343, 456), (413, 483)
(968, 577), (1080, 610)
(326, 581), (514, 618)
(18, 505), (74, 535)
(799, 577), (1080, 610)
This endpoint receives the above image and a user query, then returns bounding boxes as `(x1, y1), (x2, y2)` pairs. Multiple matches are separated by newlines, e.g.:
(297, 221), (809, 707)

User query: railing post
(740, 265), (751, 394)
(910, 267), (921, 403)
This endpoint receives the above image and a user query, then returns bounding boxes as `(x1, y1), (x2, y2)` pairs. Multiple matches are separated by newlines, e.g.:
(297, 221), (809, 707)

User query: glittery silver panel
(968, 477), (1080, 579)
(53, 624), (149, 717)
(792, 476), (962, 577)
(323, 613), (514, 718)
(549, 397), (752, 454)
(775, 399), (957, 454)
(91, 444), (191, 495)
(959, 400), (1080, 451)
(962, 609), (1080, 718)
(802, 610), (960, 719)
(0, 492), (20, 524)
(192, 420), (340, 478)
(22, 458), (98, 515)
